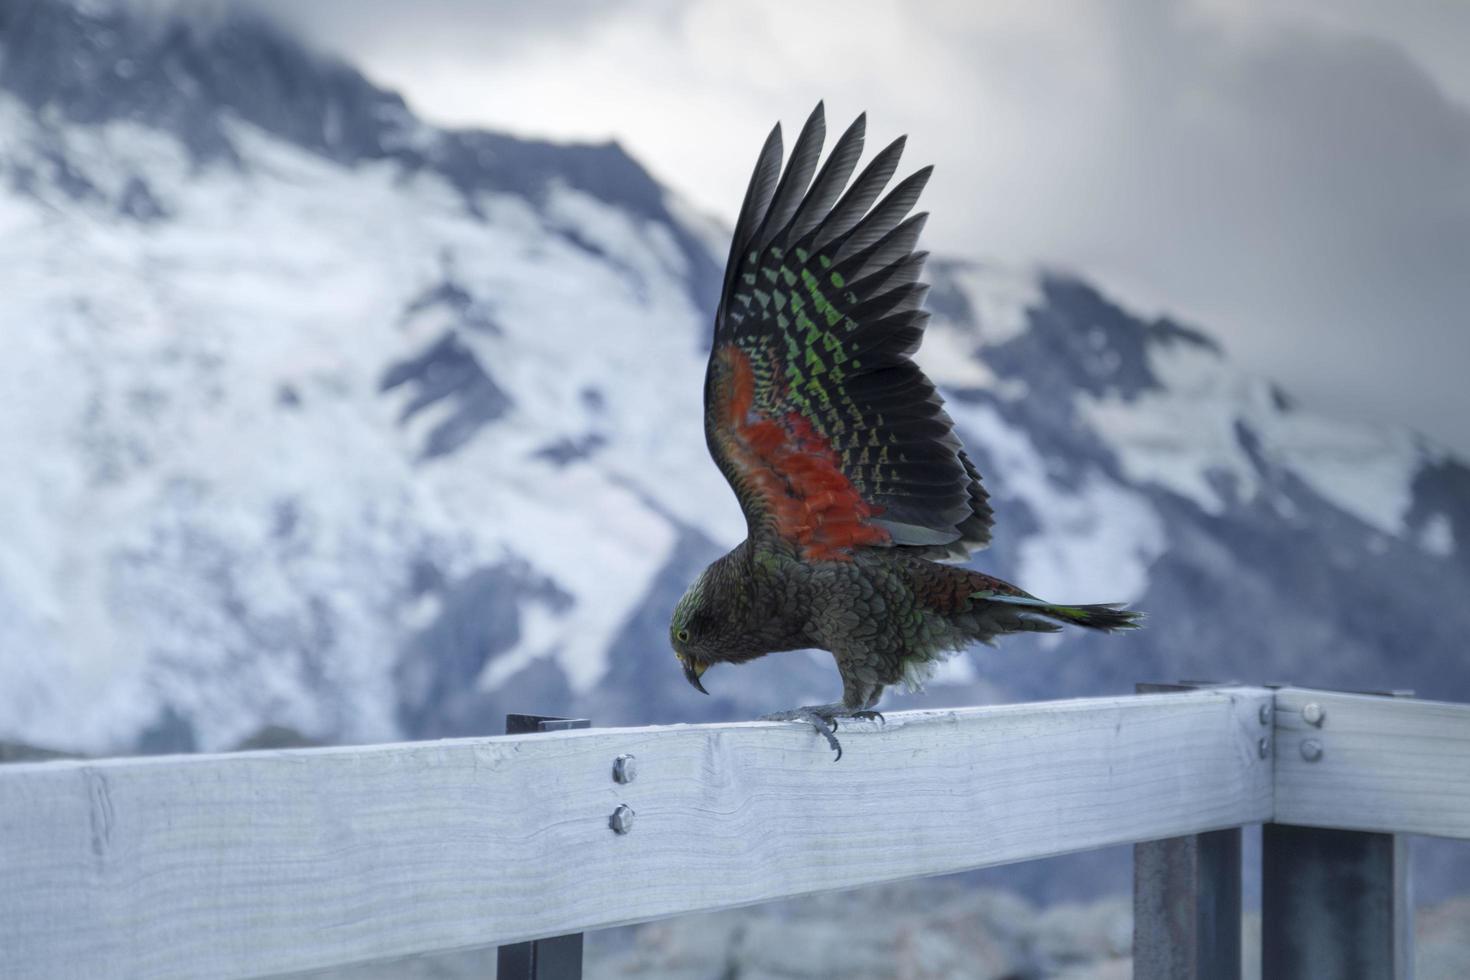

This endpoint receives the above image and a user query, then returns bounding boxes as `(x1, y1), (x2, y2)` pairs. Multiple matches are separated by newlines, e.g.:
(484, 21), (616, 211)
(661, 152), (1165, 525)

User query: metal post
(1135, 827), (1243, 978)
(1262, 689), (1414, 980)
(1261, 826), (1411, 979)
(1133, 682), (1244, 980)
(496, 714), (591, 980)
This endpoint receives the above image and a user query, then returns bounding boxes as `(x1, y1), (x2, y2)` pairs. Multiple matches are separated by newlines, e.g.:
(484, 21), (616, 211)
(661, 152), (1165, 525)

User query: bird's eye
(675, 628), (691, 644)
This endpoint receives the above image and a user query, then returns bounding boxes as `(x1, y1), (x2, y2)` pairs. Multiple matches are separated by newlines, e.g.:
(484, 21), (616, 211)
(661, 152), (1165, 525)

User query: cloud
(241, 0), (637, 57)
(960, 4), (1470, 456)
(251, 0), (1470, 456)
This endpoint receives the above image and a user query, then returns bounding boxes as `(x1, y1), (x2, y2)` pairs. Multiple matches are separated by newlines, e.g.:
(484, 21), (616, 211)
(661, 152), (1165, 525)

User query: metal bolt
(1258, 704), (1273, 726)
(1302, 702), (1325, 727)
(612, 754), (637, 784)
(1258, 737), (1271, 759)
(609, 804), (635, 835)
(1300, 739), (1323, 762)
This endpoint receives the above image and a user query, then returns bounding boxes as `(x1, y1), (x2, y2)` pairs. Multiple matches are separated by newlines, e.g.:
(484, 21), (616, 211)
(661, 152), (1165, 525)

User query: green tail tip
(1063, 603), (1145, 632)
(974, 591), (1144, 632)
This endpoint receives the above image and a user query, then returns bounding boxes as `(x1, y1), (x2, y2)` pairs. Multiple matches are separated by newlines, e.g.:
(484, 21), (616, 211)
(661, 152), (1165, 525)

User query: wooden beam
(1273, 688), (1470, 839)
(0, 689), (1272, 979)
(497, 714), (590, 980)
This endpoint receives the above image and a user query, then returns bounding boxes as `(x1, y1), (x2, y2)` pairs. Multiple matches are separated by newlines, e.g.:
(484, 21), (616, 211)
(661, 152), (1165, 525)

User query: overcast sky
(253, 0), (1470, 456)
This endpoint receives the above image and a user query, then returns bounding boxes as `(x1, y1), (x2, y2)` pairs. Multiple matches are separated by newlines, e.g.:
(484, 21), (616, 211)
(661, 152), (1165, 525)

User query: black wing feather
(707, 104), (994, 558)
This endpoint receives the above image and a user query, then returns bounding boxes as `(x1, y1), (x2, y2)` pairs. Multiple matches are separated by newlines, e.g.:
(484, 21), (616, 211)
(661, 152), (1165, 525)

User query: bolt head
(1302, 702), (1325, 727)
(1258, 737), (1271, 759)
(613, 754), (638, 784)
(1300, 738), (1323, 762)
(1258, 704), (1273, 726)
(609, 804), (635, 835)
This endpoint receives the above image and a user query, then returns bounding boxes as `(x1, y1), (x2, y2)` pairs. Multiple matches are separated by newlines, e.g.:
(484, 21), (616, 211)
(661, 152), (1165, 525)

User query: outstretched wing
(704, 103), (992, 563)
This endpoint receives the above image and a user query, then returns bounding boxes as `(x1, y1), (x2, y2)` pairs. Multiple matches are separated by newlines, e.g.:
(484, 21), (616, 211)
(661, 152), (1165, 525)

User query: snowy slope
(0, 93), (739, 750)
(1, 0), (1467, 773)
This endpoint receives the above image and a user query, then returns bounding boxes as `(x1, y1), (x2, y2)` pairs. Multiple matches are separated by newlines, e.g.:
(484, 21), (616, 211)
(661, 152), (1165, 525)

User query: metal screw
(1302, 702), (1325, 727)
(613, 754), (638, 784)
(1258, 737), (1271, 759)
(609, 804), (635, 835)
(1258, 704), (1273, 726)
(1301, 739), (1323, 762)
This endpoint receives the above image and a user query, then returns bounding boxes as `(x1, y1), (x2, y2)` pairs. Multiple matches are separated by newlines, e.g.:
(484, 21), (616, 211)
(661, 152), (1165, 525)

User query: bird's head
(670, 570), (714, 695)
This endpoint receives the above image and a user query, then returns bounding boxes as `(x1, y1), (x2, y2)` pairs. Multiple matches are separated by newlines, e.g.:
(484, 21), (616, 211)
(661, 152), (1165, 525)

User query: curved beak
(681, 655), (709, 695)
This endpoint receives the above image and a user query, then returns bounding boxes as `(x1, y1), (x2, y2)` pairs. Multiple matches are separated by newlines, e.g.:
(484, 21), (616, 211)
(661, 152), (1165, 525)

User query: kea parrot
(670, 103), (1141, 759)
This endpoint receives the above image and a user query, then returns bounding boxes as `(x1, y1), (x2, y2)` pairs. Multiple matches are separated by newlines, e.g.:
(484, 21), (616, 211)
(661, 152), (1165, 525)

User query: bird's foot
(760, 704), (884, 762)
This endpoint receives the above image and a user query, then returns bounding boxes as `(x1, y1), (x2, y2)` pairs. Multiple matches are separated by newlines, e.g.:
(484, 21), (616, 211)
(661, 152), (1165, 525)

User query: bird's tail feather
(973, 591), (1143, 632)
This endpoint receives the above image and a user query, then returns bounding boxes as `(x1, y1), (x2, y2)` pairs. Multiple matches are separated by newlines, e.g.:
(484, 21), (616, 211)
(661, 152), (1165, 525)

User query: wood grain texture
(0, 689), (1272, 979)
(1274, 688), (1470, 840)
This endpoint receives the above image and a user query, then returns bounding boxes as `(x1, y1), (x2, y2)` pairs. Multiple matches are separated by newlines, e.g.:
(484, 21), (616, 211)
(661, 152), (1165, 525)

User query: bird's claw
(813, 714), (843, 762)
(760, 708), (845, 761)
(761, 706), (887, 761)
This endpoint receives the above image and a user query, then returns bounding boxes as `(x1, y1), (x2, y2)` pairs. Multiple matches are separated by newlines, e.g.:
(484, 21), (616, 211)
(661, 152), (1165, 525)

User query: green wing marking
(703, 103), (995, 560)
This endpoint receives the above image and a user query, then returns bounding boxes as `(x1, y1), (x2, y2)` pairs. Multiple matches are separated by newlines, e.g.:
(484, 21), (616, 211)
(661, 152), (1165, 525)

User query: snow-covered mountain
(3, 0), (1467, 769)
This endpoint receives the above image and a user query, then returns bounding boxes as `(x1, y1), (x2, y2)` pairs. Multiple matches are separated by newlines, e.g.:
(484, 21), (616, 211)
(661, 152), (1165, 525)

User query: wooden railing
(1, 685), (1466, 979)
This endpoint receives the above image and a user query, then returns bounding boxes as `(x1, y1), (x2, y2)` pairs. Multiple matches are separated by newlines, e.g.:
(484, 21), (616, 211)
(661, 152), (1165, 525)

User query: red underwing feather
(716, 346), (891, 561)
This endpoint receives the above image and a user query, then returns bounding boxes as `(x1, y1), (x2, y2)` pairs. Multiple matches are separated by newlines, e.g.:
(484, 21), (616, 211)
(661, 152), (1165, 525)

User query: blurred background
(1, 0), (1467, 976)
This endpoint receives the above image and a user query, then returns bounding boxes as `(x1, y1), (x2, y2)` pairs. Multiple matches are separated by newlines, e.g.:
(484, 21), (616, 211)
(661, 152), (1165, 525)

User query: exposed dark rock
(233, 725), (321, 751)
(116, 175), (167, 221)
(532, 433), (606, 466)
(0, 740), (76, 763)
(379, 331), (511, 459)
(136, 704), (197, 755)
(401, 274), (501, 335)
(394, 561), (574, 739)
